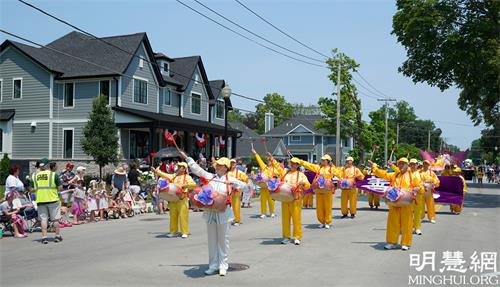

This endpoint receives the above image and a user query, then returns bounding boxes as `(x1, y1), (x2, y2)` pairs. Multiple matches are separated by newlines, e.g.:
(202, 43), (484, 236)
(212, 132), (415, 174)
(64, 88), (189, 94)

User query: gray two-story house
(0, 31), (240, 165)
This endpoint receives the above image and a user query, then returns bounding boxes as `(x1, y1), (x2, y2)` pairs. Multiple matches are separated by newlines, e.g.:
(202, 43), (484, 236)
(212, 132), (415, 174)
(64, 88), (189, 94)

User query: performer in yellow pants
(153, 162), (196, 238)
(409, 159), (424, 235)
(441, 165), (467, 214)
(419, 160), (440, 223)
(338, 157), (364, 218)
(368, 193), (381, 209)
(273, 157), (310, 245)
(302, 192), (314, 208)
(252, 150), (277, 218)
(299, 155), (338, 228)
(228, 159), (249, 226)
(369, 157), (421, 250)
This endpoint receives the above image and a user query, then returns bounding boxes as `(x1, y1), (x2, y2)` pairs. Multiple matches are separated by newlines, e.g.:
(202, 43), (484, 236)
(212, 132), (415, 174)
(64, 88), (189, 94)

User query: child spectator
(71, 180), (86, 225)
(0, 199), (27, 238)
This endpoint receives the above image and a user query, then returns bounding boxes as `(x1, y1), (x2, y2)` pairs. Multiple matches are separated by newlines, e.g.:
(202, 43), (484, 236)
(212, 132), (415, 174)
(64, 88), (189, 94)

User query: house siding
(159, 87), (180, 115)
(52, 122), (89, 160)
(0, 47), (50, 120)
(182, 67), (209, 121)
(54, 81), (99, 120)
(12, 122), (49, 159)
(288, 135), (313, 145)
(121, 44), (158, 113)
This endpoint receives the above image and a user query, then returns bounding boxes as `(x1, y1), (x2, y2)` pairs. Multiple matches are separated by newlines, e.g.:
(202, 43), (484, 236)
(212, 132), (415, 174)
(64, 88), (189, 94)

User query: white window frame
(163, 88), (171, 106)
(139, 57), (144, 69)
(63, 82), (75, 109)
(161, 61), (170, 75)
(132, 76), (148, 105)
(62, 127), (75, 159)
(215, 99), (225, 119)
(12, 77), (22, 100)
(0, 78), (3, 102)
(291, 135), (302, 142)
(190, 92), (202, 115)
(193, 73), (200, 85)
(99, 80), (111, 106)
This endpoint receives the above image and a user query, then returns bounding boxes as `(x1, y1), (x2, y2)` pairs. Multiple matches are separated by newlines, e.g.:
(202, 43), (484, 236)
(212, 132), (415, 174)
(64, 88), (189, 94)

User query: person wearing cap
(408, 158), (425, 235)
(447, 166), (467, 214)
(297, 154), (338, 229)
(33, 158), (64, 244)
(419, 160), (440, 223)
(368, 157), (421, 251)
(179, 151), (247, 277)
(152, 162), (196, 238)
(228, 159), (249, 226)
(251, 149), (277, 219)
(272, 157), (311, 245)
(60, 163), (76, 206)
(338, 156), (364, 219)
(111, 167), (127, 192)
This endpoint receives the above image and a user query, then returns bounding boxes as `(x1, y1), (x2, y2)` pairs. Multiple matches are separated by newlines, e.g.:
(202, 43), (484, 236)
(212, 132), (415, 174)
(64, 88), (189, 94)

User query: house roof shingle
(230, 122), (282, 157)
(264, 115), (326, 136)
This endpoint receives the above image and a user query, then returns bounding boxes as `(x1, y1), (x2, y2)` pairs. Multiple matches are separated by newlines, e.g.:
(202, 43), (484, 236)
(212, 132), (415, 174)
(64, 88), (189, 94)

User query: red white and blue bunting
(194, 132), (207, 148)
(163, 129), (178, 145)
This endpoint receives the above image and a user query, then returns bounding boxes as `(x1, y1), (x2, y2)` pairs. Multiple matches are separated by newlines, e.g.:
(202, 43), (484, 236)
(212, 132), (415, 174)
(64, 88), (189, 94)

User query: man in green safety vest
(33, 158), (63, 244)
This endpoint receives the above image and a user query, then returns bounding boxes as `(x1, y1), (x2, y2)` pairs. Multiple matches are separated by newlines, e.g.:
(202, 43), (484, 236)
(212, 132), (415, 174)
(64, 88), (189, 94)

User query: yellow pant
(316, 192), (332, 224)
(386, 205), (414, 246)
(231, 191), (241, 223)
(260, 188), (275, 215)
(413, 194), (424, 229)
(341, 188), (357, 215)
(303, 193), (314, 208)
(168, 198), (189, 235)
(421, 194), (436, 221)
(450, 204), (463, 214)
(282, 199), (303, 240)
(368, 193), (380, 207)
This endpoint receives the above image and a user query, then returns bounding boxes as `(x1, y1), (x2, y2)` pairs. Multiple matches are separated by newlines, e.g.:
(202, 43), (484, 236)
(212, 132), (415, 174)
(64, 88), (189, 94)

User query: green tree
(394, 143), (420, 161)
(227, 108), (245, 123)
(392, 0), (500, 129)
(255, 93), (294, 134)
(0, 154), (9, 184)
(81, 95), (119, 178)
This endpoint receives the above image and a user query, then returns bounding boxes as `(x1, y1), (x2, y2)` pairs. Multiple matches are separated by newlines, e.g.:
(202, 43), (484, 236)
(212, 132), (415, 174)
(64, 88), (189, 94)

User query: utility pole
(377, 98), (396, 163)
(427, 130), (431, 151)
(396, 123), (399, 145)
(335, 62), (341, 166)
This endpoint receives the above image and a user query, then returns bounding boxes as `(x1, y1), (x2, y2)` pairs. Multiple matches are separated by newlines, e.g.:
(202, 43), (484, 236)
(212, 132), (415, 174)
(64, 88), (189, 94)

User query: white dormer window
(162, 62), (170, 74)
(194, 73), (200, 84)
(139, 57), (144, 69)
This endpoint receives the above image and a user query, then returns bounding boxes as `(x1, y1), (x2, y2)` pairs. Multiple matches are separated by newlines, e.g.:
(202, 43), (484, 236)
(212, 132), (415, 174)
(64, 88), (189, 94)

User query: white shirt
(5, 174), (24, 196)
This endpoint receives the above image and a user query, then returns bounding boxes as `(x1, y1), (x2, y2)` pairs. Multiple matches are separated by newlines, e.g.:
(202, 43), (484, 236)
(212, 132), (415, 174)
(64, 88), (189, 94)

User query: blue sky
(1, 0), (483, 149)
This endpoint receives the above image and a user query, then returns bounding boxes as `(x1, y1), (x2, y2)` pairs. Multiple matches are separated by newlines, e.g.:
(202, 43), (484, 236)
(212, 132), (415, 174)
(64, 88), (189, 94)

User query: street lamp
(221, 84), (232, 157)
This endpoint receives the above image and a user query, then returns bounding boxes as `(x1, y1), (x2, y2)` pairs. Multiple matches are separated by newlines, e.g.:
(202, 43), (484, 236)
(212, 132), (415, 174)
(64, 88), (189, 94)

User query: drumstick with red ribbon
(250, 137), (255, 151)
(389, 145), (397, 162)
(369, 144), (379, 161)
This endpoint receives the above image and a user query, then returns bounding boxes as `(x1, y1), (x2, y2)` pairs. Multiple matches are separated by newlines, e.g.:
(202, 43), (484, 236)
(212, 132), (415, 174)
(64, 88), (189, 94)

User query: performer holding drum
(271, 157), (310, 245)
(153, 162), (195, 238)
(298, 154), (337, 229)
(179, 151), (247, 276)
(409, 159), (425, 235)
(368, 157), (421, 251)
(251, 149), (276, 219)
(339, 157), (365, 219)
(419, 160), (440, 223)
(228, 159), (249, 226)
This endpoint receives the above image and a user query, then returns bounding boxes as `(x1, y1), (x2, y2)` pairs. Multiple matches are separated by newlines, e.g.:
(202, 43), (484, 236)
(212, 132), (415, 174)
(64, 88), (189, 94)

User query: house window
(63, 129), (73, 159)
(216, 99), (225, 119)
(163, 62), (169, 74)
(129, 130), (149, 159)
(134, 79), (148, 104)
(100, 80), (110, 104)
(194, 73), (200, 84)
(13, 78), (22, 99)
(64, 83), (74, 108)
(291, 135), (301, 141)
(191, 93), (201, 114)
(139, 57), (144, 69)
(163, 89), (171, 106)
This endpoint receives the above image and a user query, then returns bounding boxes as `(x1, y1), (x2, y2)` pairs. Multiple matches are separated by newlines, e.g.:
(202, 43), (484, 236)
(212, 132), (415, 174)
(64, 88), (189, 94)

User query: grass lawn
(0, 185), (4, 199)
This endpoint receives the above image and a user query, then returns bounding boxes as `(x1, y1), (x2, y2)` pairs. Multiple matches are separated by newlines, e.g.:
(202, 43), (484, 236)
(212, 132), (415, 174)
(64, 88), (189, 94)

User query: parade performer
(302, 188), (314, 209)
(228, 159), (249, 226)
(442, 166), (467, 214)
(362, 167), (380, 209)
(179, 151), (247, 276)
(252, 149), (276, 218)
(369, 158), (420, 251)
(408, 159), (425, 235)
(153, 162), (196, 238)
(298, 155), (337, 229)
(339, 157), (364, 218)
(273, 157), (310, 245)
(419, 160), (440, 223)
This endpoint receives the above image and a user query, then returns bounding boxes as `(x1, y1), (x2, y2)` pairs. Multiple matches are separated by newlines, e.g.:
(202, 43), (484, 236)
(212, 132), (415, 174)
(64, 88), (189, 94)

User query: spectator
(60, 163), (76, 208)
(112, 167), (127, 191)
(128, 163), (141, 196)
(5, 165), (24, 200)
(0, 198), (27, 238)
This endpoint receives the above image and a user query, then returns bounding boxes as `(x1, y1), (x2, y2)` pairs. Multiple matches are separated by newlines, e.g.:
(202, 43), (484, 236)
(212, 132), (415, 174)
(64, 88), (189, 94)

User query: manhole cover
(140, 218), (165, 222)
(228, 263), (250, 272)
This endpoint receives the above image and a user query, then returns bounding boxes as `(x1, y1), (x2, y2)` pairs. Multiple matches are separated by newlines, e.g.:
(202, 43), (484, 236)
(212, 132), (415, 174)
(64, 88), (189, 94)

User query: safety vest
(33, 170), (59, 203)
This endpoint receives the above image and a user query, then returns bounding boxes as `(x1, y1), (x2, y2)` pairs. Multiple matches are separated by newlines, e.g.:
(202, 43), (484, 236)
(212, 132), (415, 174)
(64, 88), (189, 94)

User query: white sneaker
(281, 238), (291, 244)
(294, 239), (301, 245)
(401, 245), (410, 251)
(415, 229), (422, 235)
(319, 224), (325, 228)
(232, 222), (240, 227)
(384, 243), (396, 250)
(260, 214), (266, 219)
(166, 233), (176, 238)
(324, 224), (330, 229)
(181, 234), (188, 239)
(270, 213), (276, 218)
(430, 220), (436, 224)
(219, 269), (227, 276)
(204, 268), (218, 275)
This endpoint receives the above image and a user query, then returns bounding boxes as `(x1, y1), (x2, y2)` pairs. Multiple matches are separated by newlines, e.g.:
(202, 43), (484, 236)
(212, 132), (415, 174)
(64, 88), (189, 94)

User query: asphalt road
(1, 187), (499, 287)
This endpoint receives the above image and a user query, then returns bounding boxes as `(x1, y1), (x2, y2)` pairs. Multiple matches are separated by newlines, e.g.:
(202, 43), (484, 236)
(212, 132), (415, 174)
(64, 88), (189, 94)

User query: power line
(354, 71), (393, 99)
(233, 0), (330, 60)
(193, 0), (324, 63)
(15, 0), (266, 104)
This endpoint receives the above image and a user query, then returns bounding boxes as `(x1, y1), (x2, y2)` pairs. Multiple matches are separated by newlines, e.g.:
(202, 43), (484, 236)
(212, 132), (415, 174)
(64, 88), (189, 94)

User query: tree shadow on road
(172, 264), (209, 278)
(463, 193), (500, 209)
(255, 237), (284, 245)
(351, 241), (387, 251)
